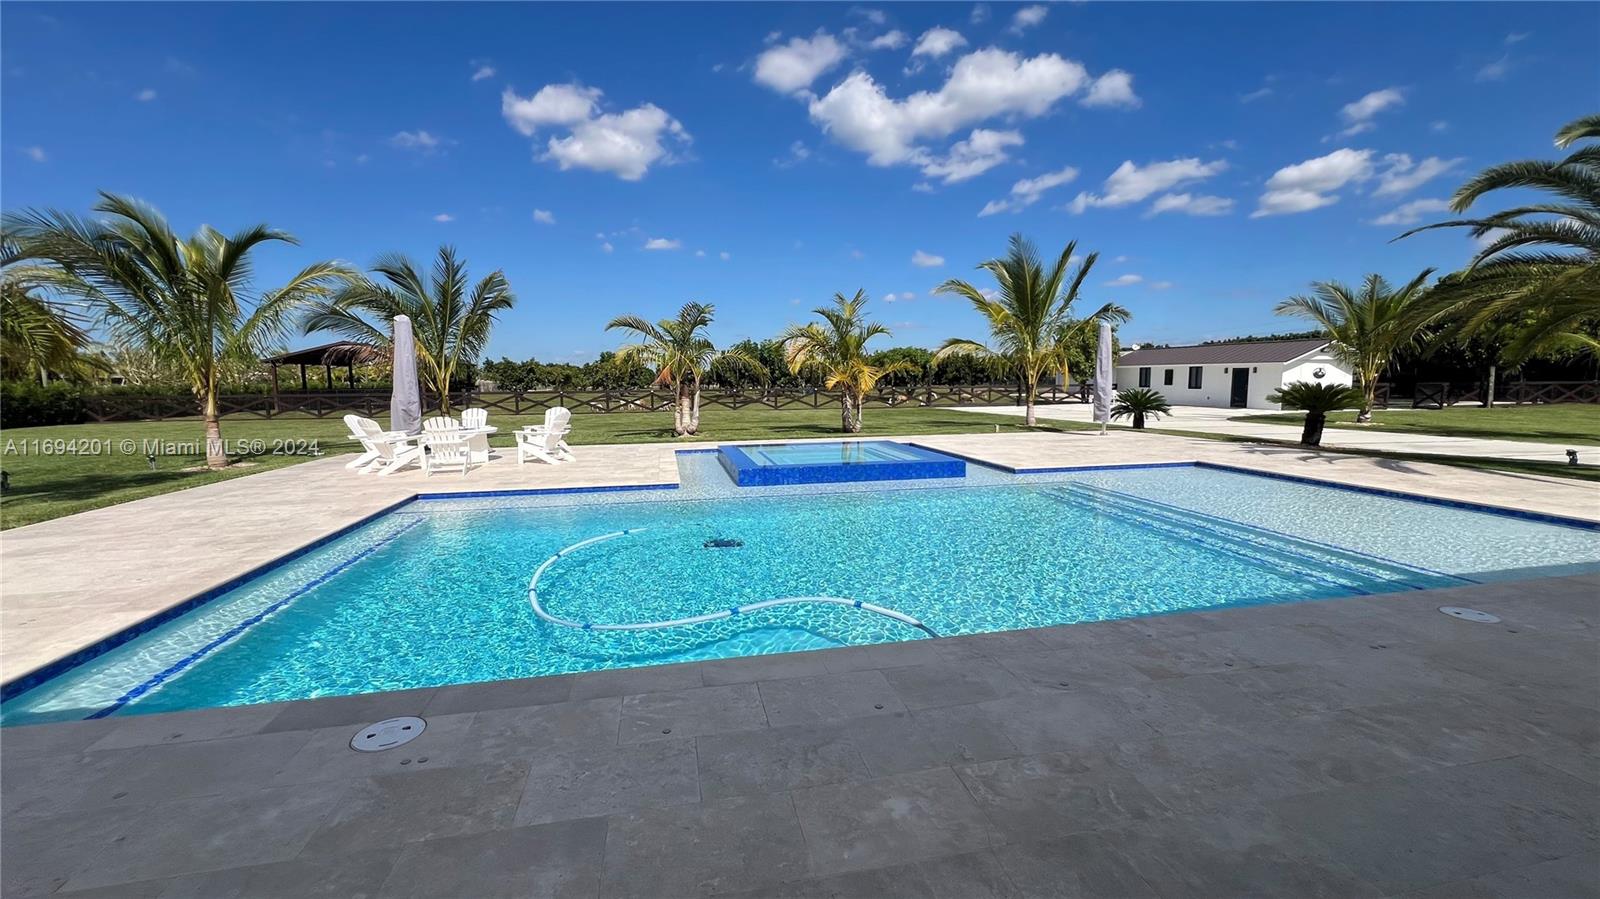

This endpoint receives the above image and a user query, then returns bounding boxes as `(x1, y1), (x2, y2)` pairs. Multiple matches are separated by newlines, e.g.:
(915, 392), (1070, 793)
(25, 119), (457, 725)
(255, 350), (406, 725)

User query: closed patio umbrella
(390, 315), (422, 435)
(1093, 321), (1113, 435)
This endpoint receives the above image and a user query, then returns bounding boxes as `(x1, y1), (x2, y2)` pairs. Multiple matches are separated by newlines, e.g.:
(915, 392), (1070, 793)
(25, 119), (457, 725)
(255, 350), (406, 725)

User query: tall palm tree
(0, 237), (100, 383)
(933, 234), (1128, 425)
(779, 290), (919, 433)
(302, 246), (515, 415)
(1399, 112), (1599, 361)
(5, 193), (346, 468)
(1274, 271), (1436, 422)
(606, 302), (763, 436)
(1054, 311), (1130, 395)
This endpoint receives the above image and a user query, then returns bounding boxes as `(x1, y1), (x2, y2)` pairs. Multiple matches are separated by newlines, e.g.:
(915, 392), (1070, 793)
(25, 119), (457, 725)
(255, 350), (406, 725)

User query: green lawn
(0, 407), (1089, 529)
(1234, 404), (1600, 446)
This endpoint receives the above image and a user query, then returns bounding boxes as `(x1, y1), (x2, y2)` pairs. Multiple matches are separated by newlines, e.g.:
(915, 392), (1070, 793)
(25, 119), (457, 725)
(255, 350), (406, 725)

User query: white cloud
(969, 4), (991, 24)
(389, 130), (446, 153)
(22, 145), (46, 162)
(695, 249), (706, 257)
(1010, 5), (1048, 33)
(502, 84), (601, 134)
(1370, 198), (1450, 226)
(433, 213), (455, 223)
(1106, 274), (1143, 287)
(1252, 147), (1374, 217)
(1069, 157), (1228, 213)
(911, 250), (944, 267)
(911, 27), (967, 58)
(869, 30), (907, 50)
(883, 291), (916, 303)
(1151, 280), (1174, 290)
(601, 241), (615, 254)
(503, 83), (689, 180)
(754, 32), (846, 94)
(471, 64), (496, 82)
(719, 251), (731, 261)
(1374, 154), (1462, 197)
(978, 165), (1079, 216)
(1239, 86), (1273, 103)
(355, 153), (370, 164)
(532, 209), (556, 224)
(1337, 87), (1403, 136)
(1476, 55), (1511, 82)
(1147, 193), (1234, 217)
(1505, 31), (1531, 44)
(774, 140), (811, 168)
(134, 88), (157, 102)
(643, 237), (682, 250)
(1430, 120), (1450, 133)
(854, 7), (888, 26)
(807, 48), (1093, 168)
(1081, 70), (1140, 109)
(919, 128), (1023, 184)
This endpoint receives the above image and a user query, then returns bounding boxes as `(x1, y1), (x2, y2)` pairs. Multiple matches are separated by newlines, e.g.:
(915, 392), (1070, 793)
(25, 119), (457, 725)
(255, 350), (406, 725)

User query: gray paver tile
(956, 750), (1171, 843)
(820, 637), (947, 673)
(1111, 672), (1285, 735)
(696, 722), (870, 800)
(845, 706), (1020, 776)
(1107, 728), (1336, 815)
(79, 729), (318, 807)
(1268, 756), (1600, 894)
(567, 661), (703, 700)
(601, 792), (808, 898)
(975, 690), (1156, 754)
(759, 669), (906, 727)
(993, 646), (1154, 694)
(515, 738), (699, 826)
(421, 673), (575, 716)
(258, 688), (437, 734)
(993, 833), (1158, 898)
(83, 703), (286, 752)
(159, 849), (399, 899)
(302, 761), (528, 855)
(792, 767), (996, 875)
(698, 649), (831, 685)
(380, 818), (605, 899)
(617, 682), (767, 743)
(719, 850), (1022, 898)
(456, 696), (622, 764)
(1402, 851), (1600, 899)
(881, 658), (1028, 710)
(272, 712), (477, 784)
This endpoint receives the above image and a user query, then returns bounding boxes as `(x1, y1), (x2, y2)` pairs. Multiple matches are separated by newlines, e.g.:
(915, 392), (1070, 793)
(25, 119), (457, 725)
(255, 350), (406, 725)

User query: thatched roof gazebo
(263, 341), (384, 392)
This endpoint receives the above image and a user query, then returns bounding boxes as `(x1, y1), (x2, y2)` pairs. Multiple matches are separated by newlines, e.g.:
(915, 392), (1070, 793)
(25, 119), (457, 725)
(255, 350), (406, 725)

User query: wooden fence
(1408, 381), (1600, 409)
(83, 383), (1094, 422)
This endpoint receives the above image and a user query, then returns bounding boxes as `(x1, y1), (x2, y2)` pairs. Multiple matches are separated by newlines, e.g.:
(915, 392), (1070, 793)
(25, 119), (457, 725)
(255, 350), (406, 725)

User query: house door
(1229, 368), (1250, 407)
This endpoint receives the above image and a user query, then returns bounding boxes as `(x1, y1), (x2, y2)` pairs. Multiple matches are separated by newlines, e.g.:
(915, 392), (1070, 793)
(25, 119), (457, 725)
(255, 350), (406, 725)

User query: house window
(1138, 367), (1151, 388)
(1187, 366), (1203, 389)
(1163, 369), (1174, 386)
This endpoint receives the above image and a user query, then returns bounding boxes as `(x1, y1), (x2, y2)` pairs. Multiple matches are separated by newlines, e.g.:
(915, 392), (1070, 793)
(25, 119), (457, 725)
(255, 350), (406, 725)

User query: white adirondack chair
(516, 408), (575, 465)
(421, 416), (473, 476)
(354, 417), (421, 476)
(343, 414), (381, 470)
(459, 407), (492, 463)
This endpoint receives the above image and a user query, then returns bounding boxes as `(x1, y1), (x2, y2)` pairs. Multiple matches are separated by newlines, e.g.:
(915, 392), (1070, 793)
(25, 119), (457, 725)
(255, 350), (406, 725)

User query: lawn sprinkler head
(147, 453), (157, 471)
(1567, 449), (1579, 466)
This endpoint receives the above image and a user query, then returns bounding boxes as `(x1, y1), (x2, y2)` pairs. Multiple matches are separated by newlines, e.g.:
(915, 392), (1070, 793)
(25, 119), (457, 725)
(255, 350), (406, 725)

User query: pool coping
(4, 443), (1597, 711)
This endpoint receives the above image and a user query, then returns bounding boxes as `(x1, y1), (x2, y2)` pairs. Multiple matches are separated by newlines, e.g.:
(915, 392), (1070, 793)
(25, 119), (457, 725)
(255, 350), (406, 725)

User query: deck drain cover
(351, 716), (426, 752)
(1439, 606), (1501, 624)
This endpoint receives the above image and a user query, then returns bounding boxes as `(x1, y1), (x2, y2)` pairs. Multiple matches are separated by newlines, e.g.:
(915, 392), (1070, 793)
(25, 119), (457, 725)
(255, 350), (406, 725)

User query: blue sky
(3, 2), (1594, 361)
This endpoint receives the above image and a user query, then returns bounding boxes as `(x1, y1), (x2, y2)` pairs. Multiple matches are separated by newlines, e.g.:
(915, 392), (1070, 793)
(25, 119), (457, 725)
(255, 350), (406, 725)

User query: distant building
(1114, 339), (1351, 410)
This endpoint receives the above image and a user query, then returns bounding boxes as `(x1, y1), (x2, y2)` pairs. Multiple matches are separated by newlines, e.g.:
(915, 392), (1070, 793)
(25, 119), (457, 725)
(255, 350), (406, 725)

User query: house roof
(1117, 339), (1330, 367)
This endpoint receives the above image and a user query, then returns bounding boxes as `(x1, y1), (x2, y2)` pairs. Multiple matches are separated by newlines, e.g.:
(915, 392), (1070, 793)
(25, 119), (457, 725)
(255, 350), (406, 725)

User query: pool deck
(2, 431), (1597, 896)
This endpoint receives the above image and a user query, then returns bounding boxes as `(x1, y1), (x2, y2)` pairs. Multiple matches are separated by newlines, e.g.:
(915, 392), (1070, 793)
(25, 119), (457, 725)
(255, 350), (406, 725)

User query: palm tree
(5, 193), (346, 468)
(0, 237), (100, 383)
(1109, 387), (1171, 430)
(302, 246), (514, 415)
(1267, 382), (1363, 447)
(779, 291), (920, 433)
(1274, 271), (1436, 423)
(606, 302), (763, 436)
(1055, 312), (1130, 395)
(934, 234), (1128, 426)
(1399, 113), (1599, 361)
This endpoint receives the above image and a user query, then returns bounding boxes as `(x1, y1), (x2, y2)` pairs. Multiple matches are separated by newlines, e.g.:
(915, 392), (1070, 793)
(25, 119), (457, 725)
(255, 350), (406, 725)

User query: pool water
(717, 440), (966, 486)
(740, 441), (933, 465)
(5, 458), (1597, 725)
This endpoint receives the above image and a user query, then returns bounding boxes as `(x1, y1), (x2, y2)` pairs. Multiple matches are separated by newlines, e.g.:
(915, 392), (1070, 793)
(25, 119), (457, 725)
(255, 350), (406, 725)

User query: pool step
(1044, 483), (1458, 594)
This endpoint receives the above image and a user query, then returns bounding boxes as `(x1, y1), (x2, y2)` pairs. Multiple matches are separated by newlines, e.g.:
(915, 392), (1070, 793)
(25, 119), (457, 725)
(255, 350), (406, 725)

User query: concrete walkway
(959, 403), (1596, 465)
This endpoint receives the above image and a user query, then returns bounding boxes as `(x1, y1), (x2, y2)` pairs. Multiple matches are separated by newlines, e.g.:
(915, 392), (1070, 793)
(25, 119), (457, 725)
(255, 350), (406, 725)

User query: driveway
(958, 404), (1594, 465)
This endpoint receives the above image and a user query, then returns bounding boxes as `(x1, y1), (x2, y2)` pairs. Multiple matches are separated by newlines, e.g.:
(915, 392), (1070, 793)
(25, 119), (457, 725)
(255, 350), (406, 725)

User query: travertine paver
(1, 572), (1594, 897)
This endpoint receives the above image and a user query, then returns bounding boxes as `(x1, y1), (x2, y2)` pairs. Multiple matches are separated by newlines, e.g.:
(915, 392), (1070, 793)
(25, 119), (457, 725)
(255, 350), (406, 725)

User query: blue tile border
(0, 479), (683, 703)
(1193, 461), (1600, 531)
(716, 441), (965, 486)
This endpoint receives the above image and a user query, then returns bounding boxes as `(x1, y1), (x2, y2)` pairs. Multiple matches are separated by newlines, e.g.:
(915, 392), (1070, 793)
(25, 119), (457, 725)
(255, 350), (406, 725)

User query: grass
(0, 406), (1088, 529)
(1234, 404), (1600, 446)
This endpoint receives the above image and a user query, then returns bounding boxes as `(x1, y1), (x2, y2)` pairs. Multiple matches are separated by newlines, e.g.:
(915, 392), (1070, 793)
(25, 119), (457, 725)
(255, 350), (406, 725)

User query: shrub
(0, 381), (90, 428)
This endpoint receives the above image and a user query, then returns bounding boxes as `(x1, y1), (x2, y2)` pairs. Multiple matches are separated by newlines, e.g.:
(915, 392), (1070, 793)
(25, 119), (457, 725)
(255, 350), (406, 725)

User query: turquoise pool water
(5, 457), (1597, 724)
(739, 441), (931, 465)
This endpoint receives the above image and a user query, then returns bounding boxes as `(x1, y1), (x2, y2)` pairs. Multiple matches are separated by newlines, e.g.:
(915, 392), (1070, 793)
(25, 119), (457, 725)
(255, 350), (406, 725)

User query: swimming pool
(5, 454), (1597, 725)
(717, 440), (965, 485)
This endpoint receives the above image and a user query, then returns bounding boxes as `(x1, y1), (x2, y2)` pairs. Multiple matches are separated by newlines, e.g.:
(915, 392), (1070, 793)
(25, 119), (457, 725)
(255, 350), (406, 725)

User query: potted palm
(1109, 388), (1172, 430)
(1267, 381), (1363, 446)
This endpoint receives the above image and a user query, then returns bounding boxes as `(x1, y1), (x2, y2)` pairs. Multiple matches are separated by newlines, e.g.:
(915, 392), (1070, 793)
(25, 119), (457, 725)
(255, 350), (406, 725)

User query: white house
(1113, 339), (1352, 410)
